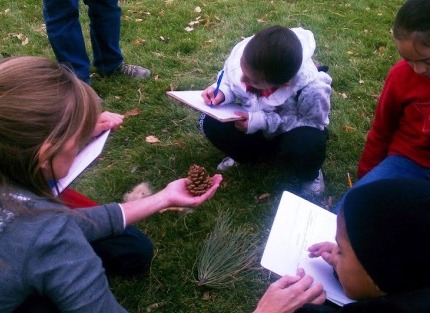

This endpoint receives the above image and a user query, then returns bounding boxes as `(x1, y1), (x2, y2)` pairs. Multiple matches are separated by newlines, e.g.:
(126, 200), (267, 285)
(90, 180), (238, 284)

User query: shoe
(312, 59), (329, 73)
(216, 157), (238, 171)
(117, 63), (151, 79)
(300, 170), (325, 198)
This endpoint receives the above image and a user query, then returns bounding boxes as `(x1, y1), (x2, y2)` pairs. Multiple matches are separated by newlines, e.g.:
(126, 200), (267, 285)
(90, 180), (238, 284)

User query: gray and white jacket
(213, 27), (332, 138)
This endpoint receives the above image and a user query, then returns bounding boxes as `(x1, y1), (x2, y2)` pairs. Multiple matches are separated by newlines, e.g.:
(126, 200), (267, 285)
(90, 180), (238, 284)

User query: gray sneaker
(216, 157), (238, 171)
(118, 63), (151, 79)
(300, 170), (325, 198)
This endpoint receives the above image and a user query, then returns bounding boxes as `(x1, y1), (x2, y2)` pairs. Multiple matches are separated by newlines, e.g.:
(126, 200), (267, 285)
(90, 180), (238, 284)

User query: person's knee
(92, 226), (154, 277)
(279, 127), (327, 160)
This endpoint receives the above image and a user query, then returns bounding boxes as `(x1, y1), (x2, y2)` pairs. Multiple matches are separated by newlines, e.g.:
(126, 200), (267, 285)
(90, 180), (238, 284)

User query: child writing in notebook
(200, 25), (332, 199)
(334, 0), (430, 212)
(255, 178), (430, 313)
(0, 56), (222, 312)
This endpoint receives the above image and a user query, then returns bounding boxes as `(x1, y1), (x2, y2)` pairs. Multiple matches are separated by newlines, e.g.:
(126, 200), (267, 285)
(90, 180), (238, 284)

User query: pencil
(347, 172), (353, 188)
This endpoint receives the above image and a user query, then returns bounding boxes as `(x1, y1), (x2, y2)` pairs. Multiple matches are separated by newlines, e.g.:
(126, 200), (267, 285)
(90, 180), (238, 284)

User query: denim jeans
(333, 155), (430, 213)
(43, 0), (124, 83)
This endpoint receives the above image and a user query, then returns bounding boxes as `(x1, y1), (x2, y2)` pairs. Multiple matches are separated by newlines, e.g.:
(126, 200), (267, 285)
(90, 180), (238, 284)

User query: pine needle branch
(194, 210), (258, 288)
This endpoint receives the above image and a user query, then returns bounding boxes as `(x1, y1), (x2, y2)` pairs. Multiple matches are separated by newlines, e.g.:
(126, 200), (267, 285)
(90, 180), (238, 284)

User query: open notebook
(52, 130), (110, 196)
(261, 191), (354, 306)
(166, 90), (246, 122)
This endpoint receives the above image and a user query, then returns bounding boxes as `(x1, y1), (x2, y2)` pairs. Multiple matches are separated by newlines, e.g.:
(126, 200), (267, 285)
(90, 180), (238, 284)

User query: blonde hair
(0, 56), (101, 198)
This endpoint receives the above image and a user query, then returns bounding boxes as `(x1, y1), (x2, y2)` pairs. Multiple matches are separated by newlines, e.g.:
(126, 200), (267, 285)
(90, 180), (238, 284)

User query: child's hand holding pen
(201, 87), (225, 106)
(201, 69), (225, 107)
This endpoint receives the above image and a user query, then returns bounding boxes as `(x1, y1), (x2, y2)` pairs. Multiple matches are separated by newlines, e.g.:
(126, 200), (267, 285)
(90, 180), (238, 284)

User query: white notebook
(53, 130), (110, 195)
(166, 90), (246, 122)
(261, 191), (354, 306)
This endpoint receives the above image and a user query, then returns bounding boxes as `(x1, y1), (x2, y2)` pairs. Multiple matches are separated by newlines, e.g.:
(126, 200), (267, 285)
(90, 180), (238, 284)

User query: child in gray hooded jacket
(200, 25), (332, 199)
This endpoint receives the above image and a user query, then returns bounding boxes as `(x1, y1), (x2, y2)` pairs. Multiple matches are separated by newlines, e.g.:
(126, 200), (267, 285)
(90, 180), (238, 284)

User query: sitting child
(333, 0), (430, 213)
(200, 25), (332, 199)
(254, 178), (430, 312)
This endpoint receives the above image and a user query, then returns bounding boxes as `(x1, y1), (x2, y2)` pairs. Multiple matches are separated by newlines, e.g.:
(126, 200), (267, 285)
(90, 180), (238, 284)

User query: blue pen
(211, 69), (224, 107)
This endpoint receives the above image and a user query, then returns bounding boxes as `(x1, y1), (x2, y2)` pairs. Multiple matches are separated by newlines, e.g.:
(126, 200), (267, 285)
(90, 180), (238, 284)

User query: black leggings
(201, 115), (328, 181)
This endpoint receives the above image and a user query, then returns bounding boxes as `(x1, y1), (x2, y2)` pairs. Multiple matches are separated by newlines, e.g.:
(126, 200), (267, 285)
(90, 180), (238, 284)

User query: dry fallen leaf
(146, 135), (160, 143)
(184, 26), (194, 32)
(341, 93), (348, 99)
(194, 6), (202, 13)
(133, 38), (146, 46)
(342, 125), (356, 132)
(159, 207), (184, 213)
(146, 302), (165, 312)
(175, 141), (185, 149)
(203, 291), (211, 301)
(255, 193), (271, 203)
(257, 193), (270, 200)
(124, 107), (140, 118)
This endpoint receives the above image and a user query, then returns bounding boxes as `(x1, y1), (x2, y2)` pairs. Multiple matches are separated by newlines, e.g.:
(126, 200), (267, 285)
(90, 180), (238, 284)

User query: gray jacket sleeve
(71, 202), (125, 242)
(24, 214), (128, 313)
(27, 196), (125, 242)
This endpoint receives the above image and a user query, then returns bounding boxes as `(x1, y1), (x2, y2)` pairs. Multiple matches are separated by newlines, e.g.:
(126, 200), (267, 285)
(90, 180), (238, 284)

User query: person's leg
(199, 114), (274, 164)
(274, 126), (328, 199)
(275, 126), (328, 182)
(43, 0), (91, 83)
(85, 0), (123, 74)
(332, 155), (430, 213)
(91, 225), (154, 276)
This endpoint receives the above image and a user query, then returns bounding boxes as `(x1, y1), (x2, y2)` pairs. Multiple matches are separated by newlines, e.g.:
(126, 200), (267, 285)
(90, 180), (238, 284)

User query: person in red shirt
(334, 0), (430, 213)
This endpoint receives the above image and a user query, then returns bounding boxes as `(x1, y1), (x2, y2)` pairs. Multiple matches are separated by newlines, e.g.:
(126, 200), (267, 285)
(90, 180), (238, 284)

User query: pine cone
(186, 164), (213, 196)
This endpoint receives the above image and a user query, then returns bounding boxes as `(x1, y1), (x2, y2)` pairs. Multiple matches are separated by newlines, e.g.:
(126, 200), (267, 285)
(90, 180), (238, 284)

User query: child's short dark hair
(393, 0), (430, 47)
(243, 25), (303, 85)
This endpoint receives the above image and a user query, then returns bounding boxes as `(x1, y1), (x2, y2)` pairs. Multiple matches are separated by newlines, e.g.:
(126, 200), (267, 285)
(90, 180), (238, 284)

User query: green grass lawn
(0, 0), (404, 312)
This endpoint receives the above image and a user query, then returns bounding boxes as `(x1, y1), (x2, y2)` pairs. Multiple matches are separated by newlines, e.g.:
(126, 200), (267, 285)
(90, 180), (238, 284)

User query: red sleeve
(59, 188), (99, 208)
(357, 62), (405, 178)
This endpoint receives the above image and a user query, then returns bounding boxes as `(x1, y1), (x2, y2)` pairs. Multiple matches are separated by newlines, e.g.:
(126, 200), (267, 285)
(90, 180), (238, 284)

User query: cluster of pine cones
(186, 164), (212, 196)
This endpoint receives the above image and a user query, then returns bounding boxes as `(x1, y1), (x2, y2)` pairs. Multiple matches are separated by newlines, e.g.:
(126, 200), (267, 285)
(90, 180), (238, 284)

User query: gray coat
(0, 189), (128, 313)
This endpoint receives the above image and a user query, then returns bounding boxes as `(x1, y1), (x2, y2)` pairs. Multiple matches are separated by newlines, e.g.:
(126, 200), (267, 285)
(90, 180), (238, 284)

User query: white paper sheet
(53, 130), (110, 195)
(261, 191), (354, 306)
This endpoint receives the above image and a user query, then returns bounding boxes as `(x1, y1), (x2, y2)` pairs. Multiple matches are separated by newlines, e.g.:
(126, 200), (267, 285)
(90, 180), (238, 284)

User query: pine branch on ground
(195, 210), (258, 288)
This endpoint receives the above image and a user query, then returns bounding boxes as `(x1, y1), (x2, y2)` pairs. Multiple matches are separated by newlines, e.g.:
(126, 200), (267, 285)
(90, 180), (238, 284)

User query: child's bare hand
(234, 111), (249, 132)
(308, 242), (337, 266)
(201, 86), (225, 105)
(92, 111), (124, 137)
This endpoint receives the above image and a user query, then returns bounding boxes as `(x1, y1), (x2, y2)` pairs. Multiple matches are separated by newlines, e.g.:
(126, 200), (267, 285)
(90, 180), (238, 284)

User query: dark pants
(91, 225), (154, 276)
(201, 114), (328, 182)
